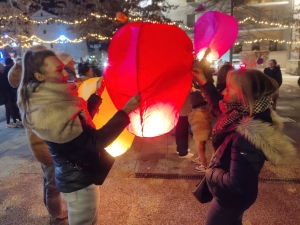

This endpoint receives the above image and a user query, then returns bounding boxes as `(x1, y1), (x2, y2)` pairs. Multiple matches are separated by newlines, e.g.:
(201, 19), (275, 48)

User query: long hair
(18, 49), (56, 127)
(226, 69), (278, 115)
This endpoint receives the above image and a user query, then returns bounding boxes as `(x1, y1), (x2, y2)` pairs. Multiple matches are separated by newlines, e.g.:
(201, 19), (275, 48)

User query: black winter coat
(0, 65), (17, 105)
(46, 94), (130, 193)
(263, 67), (282, 87)
(200, 82), (267, 210)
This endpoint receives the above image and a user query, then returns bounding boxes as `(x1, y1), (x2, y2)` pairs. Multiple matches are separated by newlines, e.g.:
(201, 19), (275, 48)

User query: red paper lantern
(194, 11), (238, 60)
(116, 12), (128, 23)
(104, 22), (193, 137)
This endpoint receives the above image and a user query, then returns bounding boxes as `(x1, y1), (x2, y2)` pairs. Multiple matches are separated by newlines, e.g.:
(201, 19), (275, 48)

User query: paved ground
(0, 105), (5, 123)
(0, 74), (300, 225)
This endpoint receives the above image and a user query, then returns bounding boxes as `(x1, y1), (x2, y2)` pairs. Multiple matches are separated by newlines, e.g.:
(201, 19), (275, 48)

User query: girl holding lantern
(18, 49), (140, 225)
(192, 58), (296, 225)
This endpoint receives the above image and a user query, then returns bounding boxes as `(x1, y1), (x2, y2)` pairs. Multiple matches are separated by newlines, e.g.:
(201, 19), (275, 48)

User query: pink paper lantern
(104, 22), (194, 137)
(194, 11), (238, 60)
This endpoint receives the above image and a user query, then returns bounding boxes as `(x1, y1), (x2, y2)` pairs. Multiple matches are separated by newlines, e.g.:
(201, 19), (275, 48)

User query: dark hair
(269, 59), (277, 65)
(5, 57), (13, 66)
(216, 64), (234, 92)
(80, 65), (91, 76)
(18, 49), (56, 128)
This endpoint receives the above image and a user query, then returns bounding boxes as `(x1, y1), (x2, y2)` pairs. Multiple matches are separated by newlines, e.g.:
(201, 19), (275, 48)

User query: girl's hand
(192, 59), (214, 85)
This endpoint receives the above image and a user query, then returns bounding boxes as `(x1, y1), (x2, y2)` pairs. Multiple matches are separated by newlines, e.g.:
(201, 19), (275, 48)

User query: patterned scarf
(213, 95), (272, 134)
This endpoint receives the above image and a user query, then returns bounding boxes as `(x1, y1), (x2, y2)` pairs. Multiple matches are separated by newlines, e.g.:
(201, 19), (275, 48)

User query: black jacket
(0, 65), (17, 104)
(263, 67), (282, 87)
(200, 82), (267, 210)
(46, 95), (130, 193)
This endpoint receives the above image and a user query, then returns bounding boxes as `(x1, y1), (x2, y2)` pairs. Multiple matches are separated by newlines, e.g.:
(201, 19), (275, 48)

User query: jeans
(61, 184), (100, 225)
(175, 116), (189, 156)
(205, 198), (244, 225)
(41, 163), (68, 225)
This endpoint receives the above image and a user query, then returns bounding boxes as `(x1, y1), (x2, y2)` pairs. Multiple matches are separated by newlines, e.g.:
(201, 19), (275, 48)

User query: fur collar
(25, 82), (95, 143)
(236, 110), (297, 165)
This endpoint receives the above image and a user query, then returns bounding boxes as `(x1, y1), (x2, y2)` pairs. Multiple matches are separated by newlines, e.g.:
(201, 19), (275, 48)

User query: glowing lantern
(78, 77), (135, 156)
(105, 22), (194, 137)
(116, 12), (128, 23)
(194, 11), (238, 61)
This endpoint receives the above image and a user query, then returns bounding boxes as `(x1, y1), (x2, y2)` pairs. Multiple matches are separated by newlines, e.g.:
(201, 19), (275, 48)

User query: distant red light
(240, 63), (246, 68)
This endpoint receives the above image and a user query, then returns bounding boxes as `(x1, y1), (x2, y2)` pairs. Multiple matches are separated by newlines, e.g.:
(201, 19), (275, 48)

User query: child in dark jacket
(192, 58), (296, 225)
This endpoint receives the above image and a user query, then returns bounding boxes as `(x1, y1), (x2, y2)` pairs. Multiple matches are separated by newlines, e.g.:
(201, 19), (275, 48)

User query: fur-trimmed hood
(236, 110), (297, 165)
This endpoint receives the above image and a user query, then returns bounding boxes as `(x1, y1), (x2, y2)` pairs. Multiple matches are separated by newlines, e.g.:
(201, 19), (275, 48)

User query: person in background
(79, 64), (94, 80)
(263, 59), (282, 110)
(77, 58), (84, 76)
(0, 58), (22, 128)
(193, 57), (296, 225)
(175, 94), (194, 158)
(0, 62), (4, 73)
(216, 64), (234, 93)
(56, 52), (77, 82)
(188, 89), (212, 172)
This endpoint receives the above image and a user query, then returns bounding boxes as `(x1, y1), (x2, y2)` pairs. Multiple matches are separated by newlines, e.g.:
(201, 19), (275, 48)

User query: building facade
(30, 10), (88, 62)
(166, 0), (296, 69)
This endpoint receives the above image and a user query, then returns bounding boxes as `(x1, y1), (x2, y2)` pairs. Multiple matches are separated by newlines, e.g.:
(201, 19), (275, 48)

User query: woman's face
(40, 56), (69, 83)
(222, 83), (238, 103)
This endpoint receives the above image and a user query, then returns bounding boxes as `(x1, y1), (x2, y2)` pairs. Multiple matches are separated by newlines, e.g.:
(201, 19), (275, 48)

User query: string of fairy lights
(238, 17), (296, 28)
(1, 13), (296, 29)
(235, 39), (300, 45)
(0, 13), (300, 48)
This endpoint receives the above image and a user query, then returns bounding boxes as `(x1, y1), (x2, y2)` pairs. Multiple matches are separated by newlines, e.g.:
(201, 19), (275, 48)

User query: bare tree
(0, 0), (178, 40)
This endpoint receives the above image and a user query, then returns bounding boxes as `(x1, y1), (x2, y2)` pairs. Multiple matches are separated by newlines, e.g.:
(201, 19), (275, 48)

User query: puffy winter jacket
(46, 110), (130, 193)
(200, 82), (296, 209)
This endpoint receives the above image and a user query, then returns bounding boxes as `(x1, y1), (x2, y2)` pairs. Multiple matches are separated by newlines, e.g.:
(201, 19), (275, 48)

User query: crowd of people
(0, 44), (297, 225)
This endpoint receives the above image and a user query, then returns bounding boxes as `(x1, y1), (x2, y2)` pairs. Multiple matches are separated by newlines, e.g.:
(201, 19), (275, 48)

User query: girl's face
(222, 83), (238, 103)
(38, 56), (69, 83)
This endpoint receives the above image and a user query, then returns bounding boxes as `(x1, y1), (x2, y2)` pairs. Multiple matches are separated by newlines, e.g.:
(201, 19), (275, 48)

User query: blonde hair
(226, 69), (278, 115)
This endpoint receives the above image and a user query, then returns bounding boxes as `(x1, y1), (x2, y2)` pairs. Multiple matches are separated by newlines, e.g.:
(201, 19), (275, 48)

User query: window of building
(252, 42), (260, 51)
(186, 0), (196, 2)
(50, 44), (53, 49)
(233, 43), (242, 54)
(186, 14), (195, 27)
(43, 30), (47, 34)
(269, 41), (277, 51)
(41, 13), (43, 17)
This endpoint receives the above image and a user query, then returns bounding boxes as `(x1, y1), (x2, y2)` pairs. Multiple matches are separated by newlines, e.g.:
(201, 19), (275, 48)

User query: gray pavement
(0, 105), (6, 123)
(0, 74), (300, 225)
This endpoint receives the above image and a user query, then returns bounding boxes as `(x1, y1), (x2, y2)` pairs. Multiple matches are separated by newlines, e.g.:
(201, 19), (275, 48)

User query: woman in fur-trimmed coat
(192, 65), (297, 225)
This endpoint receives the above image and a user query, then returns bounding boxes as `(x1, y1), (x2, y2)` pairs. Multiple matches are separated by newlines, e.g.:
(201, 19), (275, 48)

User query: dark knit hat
(190, 90), (207, 109)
